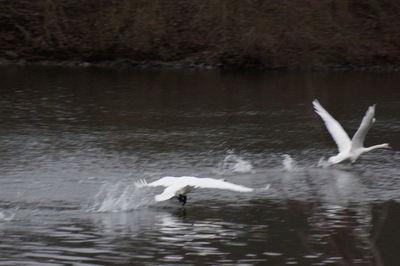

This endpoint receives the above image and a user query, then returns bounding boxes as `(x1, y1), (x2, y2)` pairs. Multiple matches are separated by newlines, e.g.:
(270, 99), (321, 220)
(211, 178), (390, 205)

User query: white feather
(313, 99), (351, 153)
(351, 104), (375, 149)
(313, 99), (390, 164)
(137, 176), (267, 202)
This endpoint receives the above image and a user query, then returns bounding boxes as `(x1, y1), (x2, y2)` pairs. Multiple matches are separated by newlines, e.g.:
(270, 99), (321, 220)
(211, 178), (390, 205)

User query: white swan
(313, 99), (391, 164)
(135, 176), (270, 205)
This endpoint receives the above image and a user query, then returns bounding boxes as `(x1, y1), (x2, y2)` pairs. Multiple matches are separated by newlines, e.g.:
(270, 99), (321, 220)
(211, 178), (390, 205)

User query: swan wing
(155, 183), (191, 202)
(146, 176), (180, 187)
(146, 176), (256, 202)
(351, 104), (375, 149)
(313, 99), (351, 153)
(190, 177), (254, 192)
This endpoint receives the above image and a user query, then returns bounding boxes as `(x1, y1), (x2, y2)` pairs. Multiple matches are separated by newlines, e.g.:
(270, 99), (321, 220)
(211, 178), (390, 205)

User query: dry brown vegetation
(1, 0), (400, 69)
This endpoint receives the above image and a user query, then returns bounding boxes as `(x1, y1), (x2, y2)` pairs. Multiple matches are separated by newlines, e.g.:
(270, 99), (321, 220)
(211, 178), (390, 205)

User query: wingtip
(312, 99), (324, 116)
(312, 99), (323, 110)
(256, 184), (271, 192)
(134, 178), (148, 188)
(366, 104), (376, 117)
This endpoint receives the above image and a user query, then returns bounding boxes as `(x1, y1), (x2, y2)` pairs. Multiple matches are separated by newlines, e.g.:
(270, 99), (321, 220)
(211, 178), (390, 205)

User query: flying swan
(313, 99), (391, 164)
(135, 176), (270, 205)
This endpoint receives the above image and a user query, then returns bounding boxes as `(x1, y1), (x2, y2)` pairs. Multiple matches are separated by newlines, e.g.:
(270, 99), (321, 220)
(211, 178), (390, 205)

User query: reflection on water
(1, 199), (387, 265)
(0, 66), (399, 264)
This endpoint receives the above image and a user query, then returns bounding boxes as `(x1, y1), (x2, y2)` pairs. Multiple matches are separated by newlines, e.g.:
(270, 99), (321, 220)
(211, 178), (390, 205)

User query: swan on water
(135, 176), (270, 205)
(313, 99), (391, 164)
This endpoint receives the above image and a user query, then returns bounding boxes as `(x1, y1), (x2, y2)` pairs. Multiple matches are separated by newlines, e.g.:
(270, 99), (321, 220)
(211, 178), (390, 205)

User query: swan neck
(364, 144), (388, 152)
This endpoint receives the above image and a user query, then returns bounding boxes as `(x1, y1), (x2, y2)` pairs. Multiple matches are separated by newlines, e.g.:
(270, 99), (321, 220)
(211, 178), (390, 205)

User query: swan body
(136, 176), (269, 205)
(313, 99), (390, 164)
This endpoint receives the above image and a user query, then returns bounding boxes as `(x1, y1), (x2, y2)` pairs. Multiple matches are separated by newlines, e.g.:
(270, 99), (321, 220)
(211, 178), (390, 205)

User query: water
(0, 66), (399, 265)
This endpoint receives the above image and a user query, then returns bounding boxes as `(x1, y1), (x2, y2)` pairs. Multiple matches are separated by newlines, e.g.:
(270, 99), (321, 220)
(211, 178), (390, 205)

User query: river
(0, 66), (399, 265)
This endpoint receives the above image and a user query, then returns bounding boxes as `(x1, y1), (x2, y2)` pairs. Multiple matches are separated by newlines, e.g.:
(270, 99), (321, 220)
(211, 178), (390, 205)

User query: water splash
(282, 154), (297, 172)
(0, 210), (16, 222)
(219, 152), (253, 174)
(87, 181), (152, 212)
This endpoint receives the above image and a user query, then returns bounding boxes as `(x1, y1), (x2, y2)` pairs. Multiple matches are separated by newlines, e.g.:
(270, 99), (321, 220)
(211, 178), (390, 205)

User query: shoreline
(1, 57), (399, 73)
(2, 1), (400, 74)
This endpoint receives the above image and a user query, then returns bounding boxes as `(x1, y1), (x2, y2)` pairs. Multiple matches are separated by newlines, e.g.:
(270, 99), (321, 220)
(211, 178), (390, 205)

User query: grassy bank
(1, 0), (400, 70)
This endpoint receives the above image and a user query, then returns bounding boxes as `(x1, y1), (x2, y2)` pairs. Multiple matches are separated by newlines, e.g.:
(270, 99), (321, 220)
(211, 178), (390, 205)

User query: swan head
(382, 143), (392, 149)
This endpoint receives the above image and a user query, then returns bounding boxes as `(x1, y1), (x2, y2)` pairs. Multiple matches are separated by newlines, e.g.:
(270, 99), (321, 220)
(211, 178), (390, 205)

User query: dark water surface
(0, 66), (399, 265)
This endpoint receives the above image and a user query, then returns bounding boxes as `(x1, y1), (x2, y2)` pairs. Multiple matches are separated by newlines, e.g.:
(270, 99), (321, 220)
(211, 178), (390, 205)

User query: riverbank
(1, 1), (400, 71)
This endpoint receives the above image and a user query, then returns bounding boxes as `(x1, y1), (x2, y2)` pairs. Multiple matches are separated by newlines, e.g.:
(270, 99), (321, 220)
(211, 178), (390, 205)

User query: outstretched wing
(155, 183), (190, 202)
(146, 176), (179, 187)
(351, 104), (375, 149)
(313, 99), (351, 153)
(145, 176), (257, 202)
(191, 177), (254, 192)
